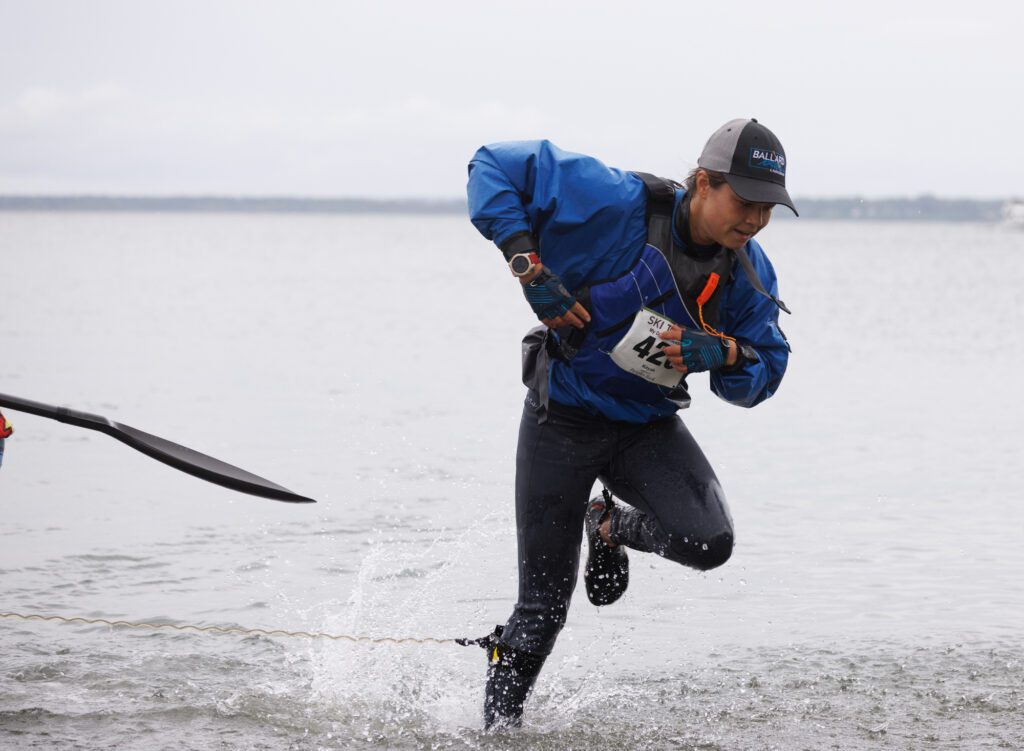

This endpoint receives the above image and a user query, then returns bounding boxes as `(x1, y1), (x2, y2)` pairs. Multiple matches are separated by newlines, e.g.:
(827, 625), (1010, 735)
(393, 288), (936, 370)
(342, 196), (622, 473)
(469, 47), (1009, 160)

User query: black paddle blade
(110, 421), (315, 503)
(0, 392), (315, 503)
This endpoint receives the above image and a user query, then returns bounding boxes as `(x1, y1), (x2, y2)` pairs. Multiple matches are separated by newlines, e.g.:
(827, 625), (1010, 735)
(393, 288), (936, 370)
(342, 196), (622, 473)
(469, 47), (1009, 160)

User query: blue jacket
(467, 140), (790, 423)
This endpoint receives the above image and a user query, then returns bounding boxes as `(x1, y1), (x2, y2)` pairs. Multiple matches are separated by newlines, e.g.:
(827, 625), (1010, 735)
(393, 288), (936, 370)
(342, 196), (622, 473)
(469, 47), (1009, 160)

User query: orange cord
(695, 273), (736, 344)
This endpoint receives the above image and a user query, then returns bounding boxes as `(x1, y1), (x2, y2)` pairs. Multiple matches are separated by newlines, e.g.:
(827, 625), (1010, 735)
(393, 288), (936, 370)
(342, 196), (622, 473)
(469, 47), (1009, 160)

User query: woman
(466, 118), (795, 728)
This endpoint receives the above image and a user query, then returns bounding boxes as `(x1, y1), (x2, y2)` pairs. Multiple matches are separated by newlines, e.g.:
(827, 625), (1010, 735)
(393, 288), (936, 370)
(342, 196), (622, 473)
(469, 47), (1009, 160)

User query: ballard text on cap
(697, 118), (797, 216)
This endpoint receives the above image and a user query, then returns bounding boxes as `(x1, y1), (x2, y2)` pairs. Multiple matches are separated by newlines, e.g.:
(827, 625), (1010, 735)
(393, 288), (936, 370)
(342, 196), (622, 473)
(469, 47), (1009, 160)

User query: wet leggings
(500, 393), (735, 656)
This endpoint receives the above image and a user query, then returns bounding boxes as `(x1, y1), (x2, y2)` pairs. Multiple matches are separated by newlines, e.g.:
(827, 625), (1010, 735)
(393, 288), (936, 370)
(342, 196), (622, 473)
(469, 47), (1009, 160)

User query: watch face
(510, 254), (532, 275)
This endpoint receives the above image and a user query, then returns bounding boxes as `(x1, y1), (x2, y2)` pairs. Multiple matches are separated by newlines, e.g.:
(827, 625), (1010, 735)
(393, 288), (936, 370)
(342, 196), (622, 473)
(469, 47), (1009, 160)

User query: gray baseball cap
(697, 118), (798, 216)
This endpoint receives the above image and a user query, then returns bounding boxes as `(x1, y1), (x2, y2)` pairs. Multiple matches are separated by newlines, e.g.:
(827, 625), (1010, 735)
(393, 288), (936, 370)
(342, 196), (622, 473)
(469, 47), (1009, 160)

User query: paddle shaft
(0, 392), (314, 503)
(0, 392), (112, 431)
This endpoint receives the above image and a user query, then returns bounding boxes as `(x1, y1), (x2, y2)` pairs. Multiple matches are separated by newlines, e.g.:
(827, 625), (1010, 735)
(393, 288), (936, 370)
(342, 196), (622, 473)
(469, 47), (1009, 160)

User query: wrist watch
(720, 339), (758, 370)
(508, 252), (541, 277)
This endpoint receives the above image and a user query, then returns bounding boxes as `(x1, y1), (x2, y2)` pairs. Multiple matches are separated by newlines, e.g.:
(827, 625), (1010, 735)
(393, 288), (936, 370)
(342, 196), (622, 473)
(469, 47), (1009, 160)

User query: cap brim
(724, 174), (798, 216)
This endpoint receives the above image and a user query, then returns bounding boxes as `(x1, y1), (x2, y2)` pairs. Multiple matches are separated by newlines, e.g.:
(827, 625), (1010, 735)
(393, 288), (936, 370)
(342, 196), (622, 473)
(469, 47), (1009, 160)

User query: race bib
(609, 308), (686, 388)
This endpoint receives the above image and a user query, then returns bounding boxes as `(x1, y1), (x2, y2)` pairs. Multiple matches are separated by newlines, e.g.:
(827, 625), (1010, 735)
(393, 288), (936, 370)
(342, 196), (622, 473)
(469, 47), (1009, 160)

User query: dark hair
(684, 168), (728, 193)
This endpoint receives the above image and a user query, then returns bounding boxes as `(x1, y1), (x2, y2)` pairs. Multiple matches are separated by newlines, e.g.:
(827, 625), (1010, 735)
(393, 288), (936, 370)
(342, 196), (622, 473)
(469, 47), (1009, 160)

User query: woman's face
(691, 173), (774, 250)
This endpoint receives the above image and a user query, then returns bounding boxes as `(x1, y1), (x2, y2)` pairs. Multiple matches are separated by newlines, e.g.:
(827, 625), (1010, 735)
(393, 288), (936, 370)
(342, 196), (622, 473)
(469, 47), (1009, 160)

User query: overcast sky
(2, 0), (1021, 199)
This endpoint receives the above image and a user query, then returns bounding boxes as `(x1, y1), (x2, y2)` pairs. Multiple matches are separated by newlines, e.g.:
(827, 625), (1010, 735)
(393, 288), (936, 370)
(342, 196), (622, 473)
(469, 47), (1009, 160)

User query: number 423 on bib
(609, 308), (687, 389)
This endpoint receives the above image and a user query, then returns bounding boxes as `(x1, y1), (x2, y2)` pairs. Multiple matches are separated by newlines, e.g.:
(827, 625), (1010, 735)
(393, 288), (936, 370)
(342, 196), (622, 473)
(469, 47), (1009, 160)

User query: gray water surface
(1, 213), (1022, 749)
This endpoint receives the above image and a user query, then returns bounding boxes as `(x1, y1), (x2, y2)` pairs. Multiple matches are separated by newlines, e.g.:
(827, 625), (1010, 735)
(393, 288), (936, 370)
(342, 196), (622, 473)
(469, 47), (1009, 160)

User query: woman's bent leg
(605, 416), (734, 571)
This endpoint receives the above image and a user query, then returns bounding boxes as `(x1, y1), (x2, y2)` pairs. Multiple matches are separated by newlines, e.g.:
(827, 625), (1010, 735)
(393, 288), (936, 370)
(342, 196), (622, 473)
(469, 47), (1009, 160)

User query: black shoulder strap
(633, 171), (678, 252)
(633, 170), (791, 315)
(633, 171), (678, 211)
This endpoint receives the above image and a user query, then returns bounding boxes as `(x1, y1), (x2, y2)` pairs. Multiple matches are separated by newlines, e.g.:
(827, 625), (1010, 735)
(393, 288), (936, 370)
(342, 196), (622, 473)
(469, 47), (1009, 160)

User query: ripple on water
(65, 554), (151, 562)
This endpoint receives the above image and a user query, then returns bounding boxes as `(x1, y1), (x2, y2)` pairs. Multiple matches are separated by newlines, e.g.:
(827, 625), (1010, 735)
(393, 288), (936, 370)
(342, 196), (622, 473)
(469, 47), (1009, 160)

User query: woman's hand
(520, 266), (591, 330)
(658, 324), (737, 372)
(541, 300), (591, 330)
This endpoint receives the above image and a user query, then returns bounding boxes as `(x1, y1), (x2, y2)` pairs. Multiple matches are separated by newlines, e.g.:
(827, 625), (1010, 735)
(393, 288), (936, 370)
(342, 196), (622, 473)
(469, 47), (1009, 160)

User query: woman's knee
(666, 530), (733, 571)
(697, 530), (734, 570)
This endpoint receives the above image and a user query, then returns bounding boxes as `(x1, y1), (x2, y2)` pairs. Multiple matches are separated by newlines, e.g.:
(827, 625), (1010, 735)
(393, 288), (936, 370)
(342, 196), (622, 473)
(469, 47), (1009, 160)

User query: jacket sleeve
(466, 140), (544, 250)
(710, 240), (791, 408)
(466, 140), (647, 290)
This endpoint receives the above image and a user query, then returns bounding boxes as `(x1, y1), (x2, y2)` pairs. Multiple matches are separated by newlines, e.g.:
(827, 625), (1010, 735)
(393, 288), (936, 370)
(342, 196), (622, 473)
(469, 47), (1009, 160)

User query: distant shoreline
(0, 195), (1010, 222)
(0, 196), (468, 215)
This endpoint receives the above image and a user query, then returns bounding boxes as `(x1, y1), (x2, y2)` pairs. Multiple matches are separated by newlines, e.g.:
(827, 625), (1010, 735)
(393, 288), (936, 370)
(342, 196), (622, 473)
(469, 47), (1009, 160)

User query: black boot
(479, 626), (546, 730)
(584, 488), (629, 606)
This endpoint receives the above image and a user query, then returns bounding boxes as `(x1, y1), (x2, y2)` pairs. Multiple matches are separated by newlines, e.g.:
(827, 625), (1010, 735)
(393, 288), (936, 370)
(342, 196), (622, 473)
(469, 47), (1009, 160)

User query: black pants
(500, 393), (734, 656)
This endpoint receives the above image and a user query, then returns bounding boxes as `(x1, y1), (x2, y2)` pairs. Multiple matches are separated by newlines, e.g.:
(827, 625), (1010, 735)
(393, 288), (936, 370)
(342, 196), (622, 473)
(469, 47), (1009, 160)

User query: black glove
(669, 329), (731, 373)
(522, 266), (576, 321)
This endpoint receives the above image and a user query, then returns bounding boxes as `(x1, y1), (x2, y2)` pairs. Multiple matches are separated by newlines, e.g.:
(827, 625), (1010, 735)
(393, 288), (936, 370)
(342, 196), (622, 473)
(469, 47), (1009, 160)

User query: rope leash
(0, 610), (484, 647)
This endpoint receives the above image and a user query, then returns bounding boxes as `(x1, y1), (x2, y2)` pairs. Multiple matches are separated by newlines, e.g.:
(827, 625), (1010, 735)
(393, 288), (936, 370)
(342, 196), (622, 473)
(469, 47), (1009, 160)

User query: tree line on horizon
(0, 195), (1010, 221)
